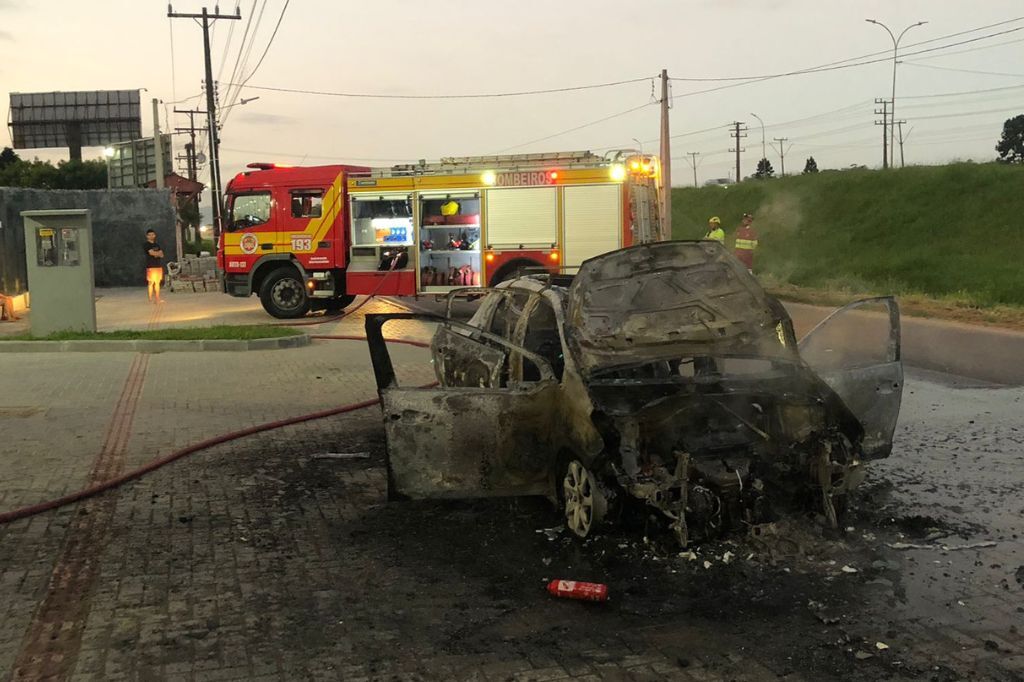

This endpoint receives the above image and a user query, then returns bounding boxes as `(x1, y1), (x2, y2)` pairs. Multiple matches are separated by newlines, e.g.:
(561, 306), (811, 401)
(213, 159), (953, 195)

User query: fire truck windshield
(228, 192), (271, 231)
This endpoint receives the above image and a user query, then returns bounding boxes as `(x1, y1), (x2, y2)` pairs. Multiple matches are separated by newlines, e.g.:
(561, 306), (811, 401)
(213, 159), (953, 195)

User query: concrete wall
(0, 188), (177, 294)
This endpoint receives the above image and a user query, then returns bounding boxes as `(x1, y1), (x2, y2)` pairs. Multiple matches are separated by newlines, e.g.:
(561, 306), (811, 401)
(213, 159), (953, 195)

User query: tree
(0, 157), (107, 189)
(0, 147), (19, 170)
(995, 114), (1024, 164)
(754, 157), (775, 179)
(803, 156), (819, 174)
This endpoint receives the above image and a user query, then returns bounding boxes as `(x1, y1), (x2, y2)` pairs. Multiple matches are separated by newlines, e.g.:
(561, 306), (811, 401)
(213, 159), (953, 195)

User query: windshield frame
(227, 191), (273, 232)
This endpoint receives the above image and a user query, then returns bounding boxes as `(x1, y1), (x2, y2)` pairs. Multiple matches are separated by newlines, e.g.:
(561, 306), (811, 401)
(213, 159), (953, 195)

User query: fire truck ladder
(357, 151), (608, 178)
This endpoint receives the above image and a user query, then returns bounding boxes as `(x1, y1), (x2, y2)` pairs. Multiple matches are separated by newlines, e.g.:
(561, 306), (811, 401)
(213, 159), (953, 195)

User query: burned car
(365, 241), (903, 546)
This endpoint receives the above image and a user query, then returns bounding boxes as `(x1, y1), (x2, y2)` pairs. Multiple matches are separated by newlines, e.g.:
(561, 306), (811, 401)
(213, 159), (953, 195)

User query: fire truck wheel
(259, 267), (310, 319)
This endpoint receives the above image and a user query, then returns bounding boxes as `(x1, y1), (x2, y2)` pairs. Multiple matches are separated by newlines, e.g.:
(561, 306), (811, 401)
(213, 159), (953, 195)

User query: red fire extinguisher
(546, 579), (608, 602)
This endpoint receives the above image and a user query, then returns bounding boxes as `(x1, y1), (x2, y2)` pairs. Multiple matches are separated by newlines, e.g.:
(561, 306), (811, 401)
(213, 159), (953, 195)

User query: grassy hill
(671, 162), (1024, 308)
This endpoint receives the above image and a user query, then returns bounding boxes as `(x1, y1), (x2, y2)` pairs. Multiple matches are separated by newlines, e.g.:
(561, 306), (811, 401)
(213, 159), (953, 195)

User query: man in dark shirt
(144, 229), (165, 303)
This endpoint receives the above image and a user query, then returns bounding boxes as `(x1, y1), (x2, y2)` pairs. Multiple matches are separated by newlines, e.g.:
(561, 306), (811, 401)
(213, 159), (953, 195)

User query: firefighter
(733, 213), (758, 271)
(703, 216), (725, 243)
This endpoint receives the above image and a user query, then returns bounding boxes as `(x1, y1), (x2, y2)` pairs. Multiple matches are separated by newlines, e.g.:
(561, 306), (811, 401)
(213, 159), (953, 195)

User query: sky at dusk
(2, 0), (1023, 202)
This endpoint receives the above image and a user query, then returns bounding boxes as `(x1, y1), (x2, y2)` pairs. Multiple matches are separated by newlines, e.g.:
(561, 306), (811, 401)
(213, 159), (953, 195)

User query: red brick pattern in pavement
(10, 354), (149, 681)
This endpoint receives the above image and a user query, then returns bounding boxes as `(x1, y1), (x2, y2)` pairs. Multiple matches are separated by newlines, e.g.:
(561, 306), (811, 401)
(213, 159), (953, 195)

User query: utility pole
(174, 108), (205, 181)
(772, 137), (789, 177)
(659, 69), (672, 242)
(151, 98), (166, 190)
(168, 4), (241, 244)
(874, 99), (890, 170)
(729, 122), (747, 183)
(896, 120), (909, 168)
(684, 152), (700, 187)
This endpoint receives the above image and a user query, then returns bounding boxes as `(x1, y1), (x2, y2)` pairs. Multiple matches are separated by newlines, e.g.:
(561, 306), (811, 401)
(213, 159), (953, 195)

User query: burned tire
(259, 266), (310, 319)
(562, 460), (608, 539)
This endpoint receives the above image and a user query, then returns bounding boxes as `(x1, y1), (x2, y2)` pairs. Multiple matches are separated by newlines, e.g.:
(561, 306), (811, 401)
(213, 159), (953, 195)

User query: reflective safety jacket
(704, 227), (725, 243)
(734, 225), (758, 269)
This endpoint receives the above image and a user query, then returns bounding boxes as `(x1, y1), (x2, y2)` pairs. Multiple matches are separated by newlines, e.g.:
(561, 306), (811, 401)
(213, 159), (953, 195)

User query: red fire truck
(221, 151), (662, 318)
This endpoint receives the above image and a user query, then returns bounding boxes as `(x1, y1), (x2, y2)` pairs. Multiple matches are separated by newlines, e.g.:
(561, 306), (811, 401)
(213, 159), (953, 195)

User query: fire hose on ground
(0, 328), (430, 526)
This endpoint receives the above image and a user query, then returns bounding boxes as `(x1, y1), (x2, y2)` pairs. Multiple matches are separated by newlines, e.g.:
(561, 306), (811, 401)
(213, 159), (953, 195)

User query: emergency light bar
(246, 162), (293, 170)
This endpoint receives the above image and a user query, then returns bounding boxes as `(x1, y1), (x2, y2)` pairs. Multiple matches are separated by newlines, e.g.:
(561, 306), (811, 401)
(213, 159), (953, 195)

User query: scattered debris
(703, 561), (712, 570)
(841, 565), (858, 574)
(537, 526), (564, 541)
(807, 600), (841, 625)
(721, 551), (735, 564)
(875, 642), (889, 651)
(854, 651), (873, 660)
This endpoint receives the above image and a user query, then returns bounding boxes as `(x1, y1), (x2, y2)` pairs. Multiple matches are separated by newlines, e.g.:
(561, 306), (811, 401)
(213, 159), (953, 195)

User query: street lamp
(866, 18), (927, 168)
(750, 112), (766, 167)
(218, 95), (261, 112)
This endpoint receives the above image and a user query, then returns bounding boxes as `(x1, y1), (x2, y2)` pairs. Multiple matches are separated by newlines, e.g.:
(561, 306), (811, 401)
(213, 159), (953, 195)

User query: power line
(222, 0), (268, 118)
(668, 18), (1024, 83)
(223, 0), (286, 127)
(222, 1), (258, 111)
(215, 9), (239, 85)
(495, 102), (655, 153)
(213, 21), (1022, 110)
(224, 76), (655, 100)
(901, 62), (1024, 78)
(897, 35), (1024, 61)
(234, 0), (289, 88)
(669, 24), (1024, 101)
(912, 105), (1024, 121)
(902, 83), (1024, 99)
(219, 146), (415, 162)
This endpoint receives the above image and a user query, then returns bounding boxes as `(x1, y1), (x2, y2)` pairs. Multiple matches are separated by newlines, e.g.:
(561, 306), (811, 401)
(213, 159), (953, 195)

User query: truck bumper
(224, 272), (250, 297)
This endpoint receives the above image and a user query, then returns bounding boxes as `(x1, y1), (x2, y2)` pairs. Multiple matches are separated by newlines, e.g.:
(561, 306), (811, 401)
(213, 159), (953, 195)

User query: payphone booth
(22, 209), (96, 336)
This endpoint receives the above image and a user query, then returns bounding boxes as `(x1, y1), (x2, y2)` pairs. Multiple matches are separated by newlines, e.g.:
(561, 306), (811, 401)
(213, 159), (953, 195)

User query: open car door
(798, 297), (903, 460)
(365, 313), (563, 499)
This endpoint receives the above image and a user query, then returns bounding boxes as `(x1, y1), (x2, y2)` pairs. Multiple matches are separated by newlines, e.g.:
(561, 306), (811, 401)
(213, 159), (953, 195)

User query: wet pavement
(0, 295), (1022, 680)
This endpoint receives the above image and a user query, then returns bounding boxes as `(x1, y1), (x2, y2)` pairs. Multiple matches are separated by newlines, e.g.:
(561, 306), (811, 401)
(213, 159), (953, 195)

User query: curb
(0, 333), (310, 353)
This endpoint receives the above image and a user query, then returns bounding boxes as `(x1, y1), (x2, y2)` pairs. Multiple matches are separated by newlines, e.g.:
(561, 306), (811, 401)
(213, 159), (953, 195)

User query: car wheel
(259, 266), (310, 319)
(563, 460), (607, 538)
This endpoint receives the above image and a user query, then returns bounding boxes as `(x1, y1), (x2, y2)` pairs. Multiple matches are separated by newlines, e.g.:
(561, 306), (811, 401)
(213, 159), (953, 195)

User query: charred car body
(365, 241), (903, 546)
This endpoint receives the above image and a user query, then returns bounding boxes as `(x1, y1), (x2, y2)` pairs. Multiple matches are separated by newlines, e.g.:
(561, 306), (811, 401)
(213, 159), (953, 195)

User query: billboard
(8, 90), (142, 160)
(107, 135), (173, 188)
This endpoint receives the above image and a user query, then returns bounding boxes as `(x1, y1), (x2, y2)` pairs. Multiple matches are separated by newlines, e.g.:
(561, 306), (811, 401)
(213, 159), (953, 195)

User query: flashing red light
(246, 162), (292, 170)
(548, 170), (559, 181)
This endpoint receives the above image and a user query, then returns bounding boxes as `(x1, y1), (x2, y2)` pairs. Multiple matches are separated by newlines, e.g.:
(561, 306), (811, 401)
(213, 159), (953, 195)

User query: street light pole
(750, 112), (766, 162)
(866, 18), (927, 169)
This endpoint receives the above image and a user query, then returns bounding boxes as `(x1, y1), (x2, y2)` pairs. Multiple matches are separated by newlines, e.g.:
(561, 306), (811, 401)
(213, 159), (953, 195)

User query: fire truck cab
(221, 151), (661, 318)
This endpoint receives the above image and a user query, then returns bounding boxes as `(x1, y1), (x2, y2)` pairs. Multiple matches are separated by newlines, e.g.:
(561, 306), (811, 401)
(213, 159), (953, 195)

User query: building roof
(145, 173), (205, 194)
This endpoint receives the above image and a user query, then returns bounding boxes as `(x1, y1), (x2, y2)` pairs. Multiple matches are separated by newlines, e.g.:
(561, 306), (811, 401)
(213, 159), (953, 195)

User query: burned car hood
(566, 241), (795, 375)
